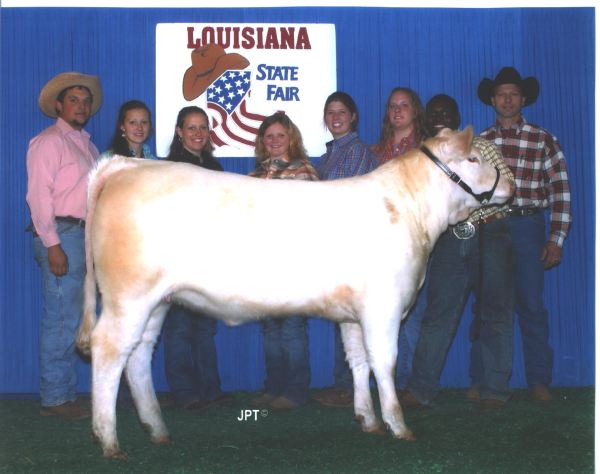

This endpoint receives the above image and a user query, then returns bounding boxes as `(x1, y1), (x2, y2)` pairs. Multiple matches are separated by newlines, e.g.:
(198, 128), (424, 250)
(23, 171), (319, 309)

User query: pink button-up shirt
(26, 118), (99, 247)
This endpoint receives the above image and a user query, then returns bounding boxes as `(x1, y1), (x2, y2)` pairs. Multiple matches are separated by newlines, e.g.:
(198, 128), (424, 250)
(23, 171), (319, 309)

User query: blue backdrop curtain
(0, 6), (594, 394)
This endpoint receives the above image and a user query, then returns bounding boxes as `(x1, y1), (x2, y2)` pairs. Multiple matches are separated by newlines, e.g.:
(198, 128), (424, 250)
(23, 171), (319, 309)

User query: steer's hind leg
(340, 322), (383, 434)
(125, 303), (171, 445)
(362, 308), (414, 441)
(91, 309), (133, 458)
(91, 301), (153, 459)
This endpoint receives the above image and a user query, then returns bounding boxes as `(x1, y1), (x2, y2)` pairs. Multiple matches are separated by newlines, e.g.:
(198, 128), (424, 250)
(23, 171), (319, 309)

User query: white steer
(77, 127), (513, 459)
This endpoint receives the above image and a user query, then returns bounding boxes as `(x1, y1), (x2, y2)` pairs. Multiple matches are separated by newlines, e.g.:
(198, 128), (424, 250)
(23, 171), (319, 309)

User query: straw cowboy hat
(477, 66), (540, 106)
(38, 71), (103, 118)
(182, 44), (249, 101)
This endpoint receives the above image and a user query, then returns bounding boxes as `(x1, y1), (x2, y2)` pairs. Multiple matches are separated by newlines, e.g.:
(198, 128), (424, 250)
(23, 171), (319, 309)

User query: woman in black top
(163, 106), (231, 409)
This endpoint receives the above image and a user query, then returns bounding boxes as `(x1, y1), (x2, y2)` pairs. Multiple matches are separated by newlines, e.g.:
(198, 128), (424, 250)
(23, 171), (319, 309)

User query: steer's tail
(76, 156), (141, 355)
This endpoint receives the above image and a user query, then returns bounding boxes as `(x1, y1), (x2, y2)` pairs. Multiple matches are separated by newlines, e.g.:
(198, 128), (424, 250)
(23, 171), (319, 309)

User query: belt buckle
(452, 222), (476, 240)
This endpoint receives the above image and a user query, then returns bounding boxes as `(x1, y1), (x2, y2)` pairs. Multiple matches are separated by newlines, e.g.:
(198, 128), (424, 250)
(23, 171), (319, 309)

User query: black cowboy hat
(477, 66), (539, 106)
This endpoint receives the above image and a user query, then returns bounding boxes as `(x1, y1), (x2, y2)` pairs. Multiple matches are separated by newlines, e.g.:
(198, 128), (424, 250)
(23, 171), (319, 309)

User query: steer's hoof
(103, 449), (128, 460)
(357, 417), (386, 436)
(363, 423), (387, 436)
(394, 429), (416, 441)
(152, 435), (172, 445)
(361, 423), (385, 436)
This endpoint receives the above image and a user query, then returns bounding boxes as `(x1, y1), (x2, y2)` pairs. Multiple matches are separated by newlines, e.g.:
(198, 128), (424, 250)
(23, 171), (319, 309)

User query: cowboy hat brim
(182, 53), (249, 101)
(38, 72), (102, 118)
(477, 72), (539, 106)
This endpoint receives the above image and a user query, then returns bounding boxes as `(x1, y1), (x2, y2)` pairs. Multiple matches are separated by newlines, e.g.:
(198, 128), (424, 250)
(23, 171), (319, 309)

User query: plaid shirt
(317, 131), (378, 180)
(371, 131), (418, 165)
(481, 117), (571, 247)
(250, 156), (319, 181)
(464, 137), (515, 224)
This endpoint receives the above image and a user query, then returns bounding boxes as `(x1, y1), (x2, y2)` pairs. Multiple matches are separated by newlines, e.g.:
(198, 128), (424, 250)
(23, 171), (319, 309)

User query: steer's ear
(442, 126), (473, 160)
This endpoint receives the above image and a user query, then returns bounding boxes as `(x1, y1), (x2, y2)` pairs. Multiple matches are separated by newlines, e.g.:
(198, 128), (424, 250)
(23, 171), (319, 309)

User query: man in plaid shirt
(477, 66), (572, 402)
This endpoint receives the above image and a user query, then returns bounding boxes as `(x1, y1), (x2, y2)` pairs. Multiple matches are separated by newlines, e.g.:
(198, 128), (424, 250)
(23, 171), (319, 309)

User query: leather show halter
(420, 145), (500, 205)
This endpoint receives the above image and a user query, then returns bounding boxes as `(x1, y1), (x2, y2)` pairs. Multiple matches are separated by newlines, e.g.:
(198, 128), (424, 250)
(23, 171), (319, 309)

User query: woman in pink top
(372, 87), (430, 391)
(371, 87), (429, 164)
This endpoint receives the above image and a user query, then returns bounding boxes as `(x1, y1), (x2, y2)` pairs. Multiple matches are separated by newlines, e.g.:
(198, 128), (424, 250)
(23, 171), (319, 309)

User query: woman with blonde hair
(249, 112), (318, 410)
(251, 112), (317, 179)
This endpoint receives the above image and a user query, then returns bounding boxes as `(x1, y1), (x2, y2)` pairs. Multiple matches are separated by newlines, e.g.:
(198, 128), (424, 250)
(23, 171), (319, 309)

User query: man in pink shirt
(26, 72), (102, 419)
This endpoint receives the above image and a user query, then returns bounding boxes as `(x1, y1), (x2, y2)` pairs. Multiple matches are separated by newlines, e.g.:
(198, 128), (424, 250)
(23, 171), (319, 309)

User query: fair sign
(156, 23), (337, 158)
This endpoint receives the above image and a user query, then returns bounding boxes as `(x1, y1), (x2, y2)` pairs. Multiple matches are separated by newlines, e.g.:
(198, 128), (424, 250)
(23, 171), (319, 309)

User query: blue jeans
(506, 212), (552, 386)
(471, 213), (552, 387)
(396, 269), (429, 389)
(33, 221), (85, 407)
(408, 219), (514, 403)
(262, 316), (310, 405)
(163, 304), (223, 407)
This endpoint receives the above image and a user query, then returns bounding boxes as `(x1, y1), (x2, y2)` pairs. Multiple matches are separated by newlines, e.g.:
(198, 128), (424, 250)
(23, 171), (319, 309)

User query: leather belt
(506, 206), (543, 217)
(55, 216), (86, 227)
(477, 210), (507, 226)
(27, 216), (85, 238)
(451, 210), (507, 240)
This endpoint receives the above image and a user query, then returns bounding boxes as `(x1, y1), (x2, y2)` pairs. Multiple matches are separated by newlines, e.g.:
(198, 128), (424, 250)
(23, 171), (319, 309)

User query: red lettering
(187, 27), (200, 49)
(264, 28), (279, 49)
(202, 28), (215, 46)
(232, 27), (241, 49)
(279, 27), (294, 50)
(241, 27), (254, 48)
(256, 27), (264, 49)
(185, 25), (313, 50)
(296, 27), (311, 49)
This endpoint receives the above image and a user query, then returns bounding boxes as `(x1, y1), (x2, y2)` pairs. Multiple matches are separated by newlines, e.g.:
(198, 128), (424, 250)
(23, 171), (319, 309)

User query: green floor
(0, 387), (594, 473)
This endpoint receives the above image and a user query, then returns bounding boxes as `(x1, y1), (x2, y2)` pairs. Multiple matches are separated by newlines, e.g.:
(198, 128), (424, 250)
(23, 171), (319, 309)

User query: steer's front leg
(340, 322), (383, 434)
(362, 308), (415, 441)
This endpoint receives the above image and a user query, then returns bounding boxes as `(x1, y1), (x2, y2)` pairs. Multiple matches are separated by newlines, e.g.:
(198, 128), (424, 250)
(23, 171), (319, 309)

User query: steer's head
(423, 126), (515, 223)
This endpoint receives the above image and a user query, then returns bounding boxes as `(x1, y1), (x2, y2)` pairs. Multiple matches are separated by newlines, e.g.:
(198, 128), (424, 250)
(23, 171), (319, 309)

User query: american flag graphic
(206, 70), (267, 149)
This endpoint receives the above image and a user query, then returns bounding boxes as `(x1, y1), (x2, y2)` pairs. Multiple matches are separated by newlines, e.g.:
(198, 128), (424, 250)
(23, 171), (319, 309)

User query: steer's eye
(467, 156), (480, 163)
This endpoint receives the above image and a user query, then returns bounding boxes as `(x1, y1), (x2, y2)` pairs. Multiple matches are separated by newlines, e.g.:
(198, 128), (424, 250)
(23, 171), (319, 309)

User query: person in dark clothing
(162, 106), (232, 410)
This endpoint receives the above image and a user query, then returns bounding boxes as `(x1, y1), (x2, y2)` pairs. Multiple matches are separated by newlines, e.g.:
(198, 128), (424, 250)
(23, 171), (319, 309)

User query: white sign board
(156, 23), (337, 158)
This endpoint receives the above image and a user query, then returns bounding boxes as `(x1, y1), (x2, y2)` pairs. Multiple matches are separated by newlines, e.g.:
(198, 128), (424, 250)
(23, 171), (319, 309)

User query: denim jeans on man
(408, 219), (514, 403)
(33, 220), (85, 407)
(262, 316), (310, 405)
(163, 305), (223, 407)
(477, 212), (552, 387)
